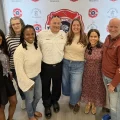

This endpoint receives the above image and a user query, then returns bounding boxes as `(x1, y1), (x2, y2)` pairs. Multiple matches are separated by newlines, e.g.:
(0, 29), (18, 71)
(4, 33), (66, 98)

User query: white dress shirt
(37, 30), (67, 64)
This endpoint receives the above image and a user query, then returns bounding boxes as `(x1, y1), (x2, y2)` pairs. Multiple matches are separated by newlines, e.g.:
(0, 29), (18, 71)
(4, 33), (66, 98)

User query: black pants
(11, 69), (25, 100)
(40, 61), (62, 108)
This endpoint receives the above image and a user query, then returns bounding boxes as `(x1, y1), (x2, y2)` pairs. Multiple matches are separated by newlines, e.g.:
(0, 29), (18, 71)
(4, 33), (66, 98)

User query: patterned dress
(81, 47), (106, 106)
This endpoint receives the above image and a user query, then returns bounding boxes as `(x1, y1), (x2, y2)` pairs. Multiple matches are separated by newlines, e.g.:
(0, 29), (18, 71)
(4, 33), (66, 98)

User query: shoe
(102, 107), (110, 113)
(53, 102), (60, 113)
(34, 111), (42, 117)
(21, 100), (26, 109)
(84, 103), (91, 114)
(91, 103), (96, 115)
(69, 103), (74, 110)
(45, 107), (51, 119)
(73, 104), (80, 114)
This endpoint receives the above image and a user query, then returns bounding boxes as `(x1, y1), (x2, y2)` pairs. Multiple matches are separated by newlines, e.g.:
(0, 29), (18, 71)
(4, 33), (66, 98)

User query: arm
(109, 46), (120, 91)
(14, 48), (34, 92)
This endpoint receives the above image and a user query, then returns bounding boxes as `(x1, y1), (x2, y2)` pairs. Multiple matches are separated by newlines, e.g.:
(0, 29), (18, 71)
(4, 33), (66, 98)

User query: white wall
(2, 0), (120, 41)
(0, 0), (6, 33)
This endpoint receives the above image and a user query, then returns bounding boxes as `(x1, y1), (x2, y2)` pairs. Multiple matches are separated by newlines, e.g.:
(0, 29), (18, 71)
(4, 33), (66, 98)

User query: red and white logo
(32, 0), (39, 2)
(110, 0), (117, 1)
(13, 8), (22, 17)
(45, 9), (83, 33)
(88, 8), (98, 18)
(70, 0), (78, 2)
(33, 24), (42, 33)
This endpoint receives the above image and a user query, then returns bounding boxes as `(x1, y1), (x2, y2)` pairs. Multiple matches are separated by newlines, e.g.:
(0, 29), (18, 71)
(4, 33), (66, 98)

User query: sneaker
(21, 100), (26, 109)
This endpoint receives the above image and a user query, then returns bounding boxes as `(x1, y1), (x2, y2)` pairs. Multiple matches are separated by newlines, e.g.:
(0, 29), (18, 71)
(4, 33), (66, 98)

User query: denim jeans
(103, 75), (120, 120)
(62, 59), (84, 105)
(24, 74), (42, 118)
(11, 69), (25, 100)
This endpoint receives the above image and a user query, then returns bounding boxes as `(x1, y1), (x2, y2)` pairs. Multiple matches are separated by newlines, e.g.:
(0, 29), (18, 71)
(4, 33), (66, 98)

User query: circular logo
(33, 24), (42, 33)
(32, 0), (39, 2)
(88, 8), (98, 18)
(70, 0), (78, 2)
(110, 0), (117, 1)
(45, 9), (83, 33)
(13, 8), (22, 17)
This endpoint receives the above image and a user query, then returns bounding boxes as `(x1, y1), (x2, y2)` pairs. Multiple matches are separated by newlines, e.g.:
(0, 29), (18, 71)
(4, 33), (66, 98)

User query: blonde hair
(9, 17), (25, 37)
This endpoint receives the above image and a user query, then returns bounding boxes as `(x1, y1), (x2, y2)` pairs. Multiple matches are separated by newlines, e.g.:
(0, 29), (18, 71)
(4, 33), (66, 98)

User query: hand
(107, 83), (115, 93)
(9, 72), (13, 80)
(119, 68), (120, 73)
(29, 85), (34, 91)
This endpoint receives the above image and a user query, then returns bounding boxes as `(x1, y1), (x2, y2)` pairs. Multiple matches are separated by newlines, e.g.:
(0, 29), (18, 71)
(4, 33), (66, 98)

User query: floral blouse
(0, 49), (10, 76)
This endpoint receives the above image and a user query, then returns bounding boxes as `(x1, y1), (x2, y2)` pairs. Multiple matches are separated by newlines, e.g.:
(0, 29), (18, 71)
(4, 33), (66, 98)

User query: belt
(42, 61), (62, 67)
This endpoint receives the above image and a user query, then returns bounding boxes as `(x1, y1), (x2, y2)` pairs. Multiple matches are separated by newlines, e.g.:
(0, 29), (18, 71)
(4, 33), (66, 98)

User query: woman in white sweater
(14, 25), (42, 120)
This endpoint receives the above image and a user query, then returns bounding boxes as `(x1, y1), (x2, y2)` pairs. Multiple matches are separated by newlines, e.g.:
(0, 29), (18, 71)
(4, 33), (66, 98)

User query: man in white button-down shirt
(37, 16), (67, 119)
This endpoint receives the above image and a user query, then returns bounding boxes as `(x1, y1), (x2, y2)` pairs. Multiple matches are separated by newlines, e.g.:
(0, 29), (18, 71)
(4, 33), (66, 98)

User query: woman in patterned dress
(81, 29), (106, 115)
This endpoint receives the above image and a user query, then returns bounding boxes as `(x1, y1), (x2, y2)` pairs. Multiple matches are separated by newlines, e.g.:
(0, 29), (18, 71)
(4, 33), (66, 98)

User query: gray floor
(5, 81), (105, 120)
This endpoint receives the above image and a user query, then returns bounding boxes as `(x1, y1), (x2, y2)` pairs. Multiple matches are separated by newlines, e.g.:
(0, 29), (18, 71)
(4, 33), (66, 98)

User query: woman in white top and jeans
(62, 18), (87, 113)
(14, 25), (42, 120)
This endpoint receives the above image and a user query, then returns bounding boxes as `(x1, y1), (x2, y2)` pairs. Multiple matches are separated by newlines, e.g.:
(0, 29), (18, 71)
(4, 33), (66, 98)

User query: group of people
(0, 16), (120, 120)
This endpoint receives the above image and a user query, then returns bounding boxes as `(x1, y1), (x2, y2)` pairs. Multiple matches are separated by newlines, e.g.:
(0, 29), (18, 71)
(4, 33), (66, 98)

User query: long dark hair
(67, 18), (87, 47)
(87, 29), (102, 55)
(20, 25), (38, 50)
(0, 29), (9, 56)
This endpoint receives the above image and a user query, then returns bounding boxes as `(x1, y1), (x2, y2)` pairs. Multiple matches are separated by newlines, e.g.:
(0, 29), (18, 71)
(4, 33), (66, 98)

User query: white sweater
(14, 42), (42, 92)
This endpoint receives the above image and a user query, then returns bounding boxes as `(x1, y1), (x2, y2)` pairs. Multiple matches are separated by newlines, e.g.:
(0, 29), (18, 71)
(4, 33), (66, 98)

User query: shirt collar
(108, 34), (120, 41)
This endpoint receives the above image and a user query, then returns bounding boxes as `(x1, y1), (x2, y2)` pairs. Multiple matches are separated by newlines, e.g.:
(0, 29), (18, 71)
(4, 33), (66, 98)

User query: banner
(2, 0), (120, 41)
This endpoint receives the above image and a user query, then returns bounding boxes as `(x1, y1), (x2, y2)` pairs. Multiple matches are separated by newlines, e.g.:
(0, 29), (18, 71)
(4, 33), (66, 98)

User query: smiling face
(72, 20), (81, 35)
(50, 17), (61, 34)
(108, 18), (120, 38)
(11, 19), (22, 35)
(89, 31), (99, 47)
(24, 28), (35, 44)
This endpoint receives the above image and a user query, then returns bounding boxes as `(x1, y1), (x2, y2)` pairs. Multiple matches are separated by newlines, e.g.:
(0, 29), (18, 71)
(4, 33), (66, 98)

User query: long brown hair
(67, 18), (87, 47)
(9, 17), (25, 37)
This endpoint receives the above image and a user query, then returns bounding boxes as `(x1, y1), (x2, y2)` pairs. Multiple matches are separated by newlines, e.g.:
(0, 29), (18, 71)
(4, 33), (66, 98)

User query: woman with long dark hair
(14, 25), (42, 120)
(81, 29), (106, 115)
(0, 29), (17, 120)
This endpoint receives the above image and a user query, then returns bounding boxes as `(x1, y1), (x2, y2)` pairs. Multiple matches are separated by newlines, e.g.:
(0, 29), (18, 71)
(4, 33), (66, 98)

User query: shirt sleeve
(37, 32), (42, 50)
(13, 47), (34, 92)
(111, 46), (120, 87)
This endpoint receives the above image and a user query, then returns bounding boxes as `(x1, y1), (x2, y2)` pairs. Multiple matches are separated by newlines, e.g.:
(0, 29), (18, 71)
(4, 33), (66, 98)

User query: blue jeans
(103, 75), (120, 120)
(62, 59), (84, 105)
(24, 74), (42, 118)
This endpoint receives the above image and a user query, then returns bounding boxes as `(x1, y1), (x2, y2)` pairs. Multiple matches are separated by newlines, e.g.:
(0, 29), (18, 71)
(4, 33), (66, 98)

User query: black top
(0, 61), (4, 88)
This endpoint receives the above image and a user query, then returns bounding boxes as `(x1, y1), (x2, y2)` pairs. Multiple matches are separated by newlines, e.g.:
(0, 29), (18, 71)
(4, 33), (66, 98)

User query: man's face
(50, 17), (61, 33)
(108, 19), (120, 38)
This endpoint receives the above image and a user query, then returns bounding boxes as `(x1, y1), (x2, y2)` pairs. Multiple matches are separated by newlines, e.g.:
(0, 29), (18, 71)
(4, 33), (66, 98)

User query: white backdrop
(2, 0), (120, 42)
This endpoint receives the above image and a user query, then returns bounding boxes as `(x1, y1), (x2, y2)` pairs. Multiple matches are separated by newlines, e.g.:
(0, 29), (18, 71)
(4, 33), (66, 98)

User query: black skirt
(0, 75), (16, 106)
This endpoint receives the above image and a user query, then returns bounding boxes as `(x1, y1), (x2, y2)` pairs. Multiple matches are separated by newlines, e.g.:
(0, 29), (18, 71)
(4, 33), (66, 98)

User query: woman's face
(72, 20), (81, 35)
(0, 36), (2, 45)
(24, 28), (35, 44)
(11, 19), (22, 35)
(89, 31), (99, 47)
